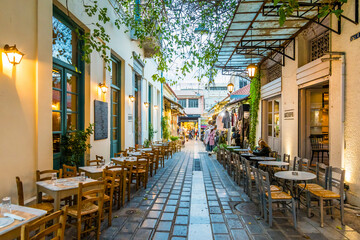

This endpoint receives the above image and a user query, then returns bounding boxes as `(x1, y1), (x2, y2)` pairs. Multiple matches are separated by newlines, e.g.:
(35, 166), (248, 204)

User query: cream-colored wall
(0, 0), (161, 202)
(280, 40), (299, 161)
(0, 0), (53, 202)
(331, 3), (360, 205)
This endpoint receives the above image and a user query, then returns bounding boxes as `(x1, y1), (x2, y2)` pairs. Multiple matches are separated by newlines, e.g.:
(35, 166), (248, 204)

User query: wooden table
(111, 157), (137, 164)
(232, 148), (249, 152)
(138, 148), (152, 152)
(250, 156), (276, 161)
(241, 153), (255, 158)
(36, 177), (99, 211)
(0, 204), (46, 240)
(79, 165), (123, 179)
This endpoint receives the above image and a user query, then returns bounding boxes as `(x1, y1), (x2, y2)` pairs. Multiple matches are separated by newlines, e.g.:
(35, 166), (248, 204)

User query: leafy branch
(274, 0), (348, 26)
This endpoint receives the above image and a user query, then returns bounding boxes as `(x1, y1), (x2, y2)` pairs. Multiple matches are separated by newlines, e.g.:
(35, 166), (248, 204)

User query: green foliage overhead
(249, 73), (261, 150)
(76, 0), (238, 84)
(274, 0), (348, 26)
(170, 136), (179, 141)
(61, 124), (94, 167)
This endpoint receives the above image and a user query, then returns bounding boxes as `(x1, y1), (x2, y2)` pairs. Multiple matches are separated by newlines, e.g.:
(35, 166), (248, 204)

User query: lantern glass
(99, 83), (108, 94)
(129, 95), (135, 102)
(227, 83), (234, 93)
(144, 102), (149, 108)
(247, 64), (257, 78)
(4, 45), (24, 65)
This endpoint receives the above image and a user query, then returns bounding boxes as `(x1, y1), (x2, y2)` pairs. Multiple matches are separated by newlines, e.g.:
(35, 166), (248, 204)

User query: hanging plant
(249, 72), (261, 150)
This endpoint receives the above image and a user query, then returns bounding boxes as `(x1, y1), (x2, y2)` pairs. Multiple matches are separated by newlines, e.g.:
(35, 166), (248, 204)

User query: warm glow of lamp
(247, 64), (257, 78)
(227, 83), (234, 93)
(154, 105), (159, 110)
(4, 44), (24, 65)
(98, 83), (108, 94)
(144, 102), (150, 108)
(129, 95), (135, 102)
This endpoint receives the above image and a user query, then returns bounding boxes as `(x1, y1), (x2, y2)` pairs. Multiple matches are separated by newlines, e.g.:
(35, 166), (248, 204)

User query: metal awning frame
(217, 0), (359, 71)
(262, 0), (359, 35)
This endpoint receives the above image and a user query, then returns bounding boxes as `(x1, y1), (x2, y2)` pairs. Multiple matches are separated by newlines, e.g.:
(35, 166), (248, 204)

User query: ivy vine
(274, 0), (348, 26)
(249, 72), (261, 150)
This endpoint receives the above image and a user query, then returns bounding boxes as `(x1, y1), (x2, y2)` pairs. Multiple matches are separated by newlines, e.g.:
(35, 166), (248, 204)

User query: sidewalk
(98, 140), (358, 240)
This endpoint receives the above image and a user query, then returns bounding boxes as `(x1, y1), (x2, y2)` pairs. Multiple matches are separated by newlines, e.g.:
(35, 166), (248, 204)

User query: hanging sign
(284, 109), (294, 120)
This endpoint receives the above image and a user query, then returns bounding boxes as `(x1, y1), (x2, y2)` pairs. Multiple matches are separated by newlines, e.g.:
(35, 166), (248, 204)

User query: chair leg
(340, 198), (345, 226)
(306, 191), (311, 218)
(269, 200), (273, 227)
(320, 197), (324, 227)
(264, 198), (268, 223)
(77, 219), (82, 240)
(292, 198), (297, 228)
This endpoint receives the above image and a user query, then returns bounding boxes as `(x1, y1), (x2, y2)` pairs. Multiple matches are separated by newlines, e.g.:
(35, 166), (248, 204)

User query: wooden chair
(134, 158), (149, 190)
(307, 167), (345, 227)
(101, 170), (116, 226)
(36, 169), (63, 203)
(66, 181), (104, 240)
(292, 156), (302, 171)
(118, 160), (136, 202)
(21, 206), (68, 240)
(16, 177), (54, 214)
(62, 164), (77, 178)
(244, 159), (255, 199)
(309, 134), (329, 165)
(258, 169), (297, 228)
(157, 147), (165, 168)
(300, 158), (310, 172)
(114, 150), (127, 157)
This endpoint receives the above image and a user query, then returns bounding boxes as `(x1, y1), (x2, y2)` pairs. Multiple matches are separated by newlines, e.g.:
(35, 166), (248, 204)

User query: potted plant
(143, 139), (151, 148)
(161, 116), (170, 141)
(61, 124), (94, 167)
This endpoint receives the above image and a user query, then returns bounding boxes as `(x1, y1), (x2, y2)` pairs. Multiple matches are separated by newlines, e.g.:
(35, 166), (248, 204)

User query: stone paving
(96, 140), (359, 240)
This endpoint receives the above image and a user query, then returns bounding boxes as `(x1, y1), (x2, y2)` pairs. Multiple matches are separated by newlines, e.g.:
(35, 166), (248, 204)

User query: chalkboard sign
(94, 100), (108, 140)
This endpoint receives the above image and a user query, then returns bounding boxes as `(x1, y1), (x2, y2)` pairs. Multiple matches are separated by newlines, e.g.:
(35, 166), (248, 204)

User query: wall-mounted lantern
(4, 44), (24, 65)
(98, 83), (108, 94)
(154, 105), (159, 110)
(129, 95), (135, 102)
(144, 102), (150, 108)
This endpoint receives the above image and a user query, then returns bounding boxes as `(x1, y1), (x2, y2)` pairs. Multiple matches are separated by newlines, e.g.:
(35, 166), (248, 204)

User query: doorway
(110, 57), (121, 157)
(134, 74), (142, 145)
(266, 98), (281, 153)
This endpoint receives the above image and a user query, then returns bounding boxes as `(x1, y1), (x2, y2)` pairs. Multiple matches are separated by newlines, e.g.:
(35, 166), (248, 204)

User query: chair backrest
(244, 159), (252, 183)
(315, 162), (329, 188)
(16, 176), (25, 206)
(258, 169), (271, 200)
(270, 151), (278, 160)
(114, 151), (127, 157)
(328, 167), (345, 198)
(96, 155), (104, 161)
(293, 156), (302, 171)
(283, 154), (290, 163)
(102, 169), (116, 200)
(76, 181), (104, 218)
(309, 134), (324, 149)
(21, 206), (68, 240)
(300, 158), (310, 172)
(62, 164), (77, 178)
(251, 167), (261, 194)
(87, 159), (102, 166)
(135, 159), (149, 174)
(36, 169), (62, 181)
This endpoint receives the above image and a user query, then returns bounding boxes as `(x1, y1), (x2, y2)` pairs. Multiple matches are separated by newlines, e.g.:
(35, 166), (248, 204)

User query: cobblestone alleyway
(99, 140), (359, 240)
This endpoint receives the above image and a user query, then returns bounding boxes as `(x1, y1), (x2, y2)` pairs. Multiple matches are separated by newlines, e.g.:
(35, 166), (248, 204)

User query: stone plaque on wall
(94, 100), (108, 140)
(284, 109), (294, 120)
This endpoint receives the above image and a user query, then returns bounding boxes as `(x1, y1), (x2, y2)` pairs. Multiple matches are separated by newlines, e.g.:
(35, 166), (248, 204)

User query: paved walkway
(98, 140), (359, 240)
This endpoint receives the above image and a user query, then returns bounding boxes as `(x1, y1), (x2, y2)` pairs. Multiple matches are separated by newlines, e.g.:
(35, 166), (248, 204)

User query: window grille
(310, 31), (329, 62)
(188, 99), (199, 108)
(268, 64), (282, 82)
(179, 99), (187, 108)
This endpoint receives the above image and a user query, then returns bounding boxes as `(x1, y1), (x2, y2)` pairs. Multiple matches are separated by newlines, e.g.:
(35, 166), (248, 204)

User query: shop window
(179, 99), (187, 108)
(188, 99), (199, 108)
(310, 31), (329, 62)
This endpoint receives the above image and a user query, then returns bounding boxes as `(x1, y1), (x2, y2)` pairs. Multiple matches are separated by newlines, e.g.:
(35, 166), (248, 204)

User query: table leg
(54, 193), (61, 212)
(36, 187), (41, 204)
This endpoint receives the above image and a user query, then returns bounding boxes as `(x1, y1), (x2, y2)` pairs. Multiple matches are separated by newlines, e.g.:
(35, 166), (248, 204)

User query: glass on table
(1, 197), (11, 214)
(51, 172), (57, 185)
(80, 172), (86, 181)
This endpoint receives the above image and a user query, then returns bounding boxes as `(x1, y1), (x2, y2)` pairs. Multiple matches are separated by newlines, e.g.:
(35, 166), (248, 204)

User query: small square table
(36, 177), (99, 211)
(0, 204), (46, 240)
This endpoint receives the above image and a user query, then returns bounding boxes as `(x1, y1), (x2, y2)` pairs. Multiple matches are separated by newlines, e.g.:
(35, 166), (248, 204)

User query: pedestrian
(208, 126), (217, 155)
(204, 127), (211, 148)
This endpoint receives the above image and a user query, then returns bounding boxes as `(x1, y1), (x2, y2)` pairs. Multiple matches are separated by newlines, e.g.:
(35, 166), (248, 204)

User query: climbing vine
(249, 72), (261, 150)
(274, 0), (348, 26)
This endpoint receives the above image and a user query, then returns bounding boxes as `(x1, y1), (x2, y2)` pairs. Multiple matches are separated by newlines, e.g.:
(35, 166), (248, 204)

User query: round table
(232, 148), (249, 152)
(226, 146), (240, 149)
(241, 153), (255, 158)
(250, 156), (276, 161)
(128, 152), (141, 156)
(274, 171), (316, 181)
(258, 161), (289, 166)
(275, 171), (316, 208)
